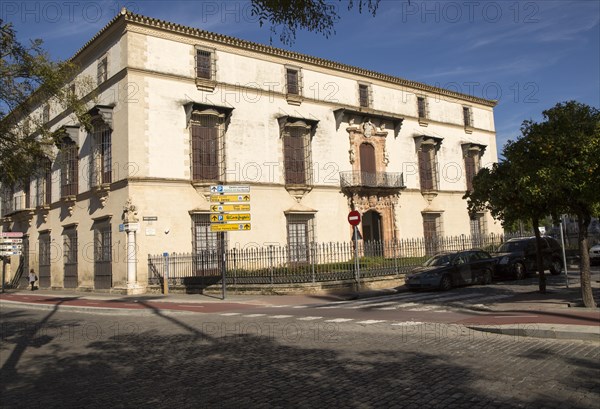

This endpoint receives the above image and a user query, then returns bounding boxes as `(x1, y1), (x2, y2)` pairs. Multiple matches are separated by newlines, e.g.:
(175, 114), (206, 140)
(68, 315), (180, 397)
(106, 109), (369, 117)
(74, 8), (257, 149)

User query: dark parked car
(494, 237), (564, 280)
(405, 250), (496, 291)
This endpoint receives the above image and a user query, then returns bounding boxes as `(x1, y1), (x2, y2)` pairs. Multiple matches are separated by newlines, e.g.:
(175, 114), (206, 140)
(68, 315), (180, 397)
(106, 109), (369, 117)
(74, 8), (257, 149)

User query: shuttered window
(463, 106), (473, 127)
(418, 145), (437, 191)
(359, 84), (370, 108)
(196, 50), (212, 80)
(286, 214), (314, 263)
(283, 123), (311, 185)
(286, 68), (299, 95)
(60, 140), (78, 197)
(465, 154), (476, 191)
(417, 97), (427, 119)
(91, 120), (112, 187)
(191, 111), (222, 181)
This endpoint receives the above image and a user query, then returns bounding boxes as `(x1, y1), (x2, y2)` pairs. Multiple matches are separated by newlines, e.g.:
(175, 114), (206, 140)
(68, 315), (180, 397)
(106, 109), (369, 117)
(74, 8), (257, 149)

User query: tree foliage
(466, 101), (600, 306)
(250, 0), (380, 46)
(1, 19), (94, 185)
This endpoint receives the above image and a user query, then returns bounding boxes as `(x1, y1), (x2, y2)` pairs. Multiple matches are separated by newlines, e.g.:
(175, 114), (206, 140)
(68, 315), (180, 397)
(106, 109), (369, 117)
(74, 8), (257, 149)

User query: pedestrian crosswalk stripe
(325, 318), (354, 323)
(243, 314), (267, 317)
(391, 321), (423, 326)
(356, 320), (387, 325)
(220, 312), (242, 316)
(296, 316), (323, 321)
(270, 315), (294, 319)
(292, 305), (308, 309)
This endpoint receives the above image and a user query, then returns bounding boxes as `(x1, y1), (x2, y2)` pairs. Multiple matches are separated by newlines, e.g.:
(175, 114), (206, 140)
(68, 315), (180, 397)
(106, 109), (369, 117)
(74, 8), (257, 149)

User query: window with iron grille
(423, 213), (443, 254)
(286, 214), (315, 263)
(358, 83), (371, 108)
(60, 140), (78, 197)
(94, 224), (112, 263)
(418, 143), (438, 191)
(196, 49), (213, 80)
(90, 120), (112, 187)
(286, 68), (300, 95)
(39, 232), (51, 268)
(470, 213), (487, 237)
(35, 157), (52, 206)
(63, 229), (78, 264)
(463, 106), (473, 127)
(190, 110), (224, 182)
(283, 121), (312, 185)
(417, 96), (428, 119)
(464, 153), (477, 192)
(192, 214), (221, 270)
(1, 186), (14, 216)
(97, 56), (107, 85)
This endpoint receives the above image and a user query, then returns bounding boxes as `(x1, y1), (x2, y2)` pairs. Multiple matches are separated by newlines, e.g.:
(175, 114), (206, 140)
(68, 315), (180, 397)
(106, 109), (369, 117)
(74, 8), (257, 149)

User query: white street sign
(210, 185), (250, 194)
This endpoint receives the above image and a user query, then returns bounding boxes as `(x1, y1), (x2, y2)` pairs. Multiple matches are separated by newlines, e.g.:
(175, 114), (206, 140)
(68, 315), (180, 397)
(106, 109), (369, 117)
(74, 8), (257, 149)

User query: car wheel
(550, 259), (563, 275)
(439, 275), (452, 291)
(514, 262), (526, 280)
(482, 269), (493, 285)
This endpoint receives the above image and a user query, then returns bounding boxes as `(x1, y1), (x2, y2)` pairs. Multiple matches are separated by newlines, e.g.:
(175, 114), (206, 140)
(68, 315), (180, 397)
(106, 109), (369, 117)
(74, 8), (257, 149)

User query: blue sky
(2, 0), (599, 156)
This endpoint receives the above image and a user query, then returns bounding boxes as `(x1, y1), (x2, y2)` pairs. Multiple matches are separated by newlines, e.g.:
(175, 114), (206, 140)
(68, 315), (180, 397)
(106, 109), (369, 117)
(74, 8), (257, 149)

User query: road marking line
(325, 318), (354, 323)
(267, 305), (291, 308)
(297, 316), (323, 321)
(220, 312), (241, 316)
(269, 315), (294, 319)
(292, 305), (308, 309)
(243, 314), (267, 317)
(391, 322), (424, 326)
(356, 320), (387, 325)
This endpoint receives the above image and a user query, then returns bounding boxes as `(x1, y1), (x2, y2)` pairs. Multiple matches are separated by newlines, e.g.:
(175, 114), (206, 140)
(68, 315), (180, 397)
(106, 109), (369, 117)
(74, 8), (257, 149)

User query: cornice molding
(71, 9), (497, 108)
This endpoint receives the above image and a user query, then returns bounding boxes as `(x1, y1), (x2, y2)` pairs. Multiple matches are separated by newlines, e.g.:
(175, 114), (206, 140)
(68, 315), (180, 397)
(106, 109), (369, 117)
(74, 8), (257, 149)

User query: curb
(466, 324), (600, 342)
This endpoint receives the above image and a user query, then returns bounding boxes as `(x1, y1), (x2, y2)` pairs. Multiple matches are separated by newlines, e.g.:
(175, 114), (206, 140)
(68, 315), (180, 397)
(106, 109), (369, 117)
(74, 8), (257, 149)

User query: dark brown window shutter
(418, 149), (434, 190)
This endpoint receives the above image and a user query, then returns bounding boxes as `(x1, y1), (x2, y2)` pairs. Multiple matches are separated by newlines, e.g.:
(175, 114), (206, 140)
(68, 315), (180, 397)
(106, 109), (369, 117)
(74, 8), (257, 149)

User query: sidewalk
(1, 285), (599, 342)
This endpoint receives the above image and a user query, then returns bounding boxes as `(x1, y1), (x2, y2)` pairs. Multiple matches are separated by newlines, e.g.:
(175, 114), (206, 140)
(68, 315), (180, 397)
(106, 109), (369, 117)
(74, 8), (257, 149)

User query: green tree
(466, 101), (599, 306)
(0, 19), (94, 185)
(251, 0), (381, 45)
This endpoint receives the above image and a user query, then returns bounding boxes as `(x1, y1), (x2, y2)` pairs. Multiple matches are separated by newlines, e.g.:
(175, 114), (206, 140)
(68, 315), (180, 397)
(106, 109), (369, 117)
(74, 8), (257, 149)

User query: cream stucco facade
(1, 10), (502, 293)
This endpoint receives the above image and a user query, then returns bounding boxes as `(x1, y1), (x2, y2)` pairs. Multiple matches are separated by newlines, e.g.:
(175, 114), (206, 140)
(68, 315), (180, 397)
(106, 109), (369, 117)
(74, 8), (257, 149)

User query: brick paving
(1, 305), (599, 408)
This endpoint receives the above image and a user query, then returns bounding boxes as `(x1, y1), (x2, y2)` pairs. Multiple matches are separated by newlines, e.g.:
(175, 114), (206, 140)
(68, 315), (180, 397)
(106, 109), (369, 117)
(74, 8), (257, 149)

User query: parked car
(494, 237), (564, 280)
(590, 244), (600, 266)
(405, 250), (495, 291)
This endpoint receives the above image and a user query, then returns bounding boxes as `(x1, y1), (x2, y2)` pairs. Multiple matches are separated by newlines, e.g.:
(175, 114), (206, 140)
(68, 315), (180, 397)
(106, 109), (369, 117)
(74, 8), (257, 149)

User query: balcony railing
(340, 171), (405, 189)
(1, 194), (32, 217)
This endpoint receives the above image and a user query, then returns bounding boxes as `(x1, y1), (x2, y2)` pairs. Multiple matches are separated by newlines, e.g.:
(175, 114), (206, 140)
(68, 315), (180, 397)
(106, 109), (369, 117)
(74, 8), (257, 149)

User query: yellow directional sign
(210, 194), (251, 203)
(210, 213), (251, 222)
(210, 223), (252, 232)
(210, 204), (251, 212)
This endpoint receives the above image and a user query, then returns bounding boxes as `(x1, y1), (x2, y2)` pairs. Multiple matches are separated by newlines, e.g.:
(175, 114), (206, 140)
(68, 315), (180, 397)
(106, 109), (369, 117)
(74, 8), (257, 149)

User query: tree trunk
(578, 214), (596, 308)
(533, 218), (546, 294)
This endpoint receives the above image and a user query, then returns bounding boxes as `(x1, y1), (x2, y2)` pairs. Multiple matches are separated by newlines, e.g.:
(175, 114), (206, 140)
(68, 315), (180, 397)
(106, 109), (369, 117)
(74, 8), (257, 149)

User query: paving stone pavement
(1, 304), (598, 409)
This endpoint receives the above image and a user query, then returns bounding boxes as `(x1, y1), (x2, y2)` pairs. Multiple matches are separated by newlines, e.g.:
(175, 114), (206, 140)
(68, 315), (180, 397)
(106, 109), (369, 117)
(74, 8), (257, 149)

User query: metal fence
(147, 233), (518, 287)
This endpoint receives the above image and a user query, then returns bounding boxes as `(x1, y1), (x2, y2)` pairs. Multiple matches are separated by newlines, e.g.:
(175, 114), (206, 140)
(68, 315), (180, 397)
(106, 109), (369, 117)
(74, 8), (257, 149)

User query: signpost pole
(163, 252), (169, 295)
(354, 226), (360, 291)
(220, 232), (226, 300)
(559, 219), (569, 288)
(1, 256), (6, 293)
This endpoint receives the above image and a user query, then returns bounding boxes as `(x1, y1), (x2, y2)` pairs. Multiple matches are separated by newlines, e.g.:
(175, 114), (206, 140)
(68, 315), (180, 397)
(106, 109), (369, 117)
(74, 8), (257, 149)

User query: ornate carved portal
(343, 119), (401, 247)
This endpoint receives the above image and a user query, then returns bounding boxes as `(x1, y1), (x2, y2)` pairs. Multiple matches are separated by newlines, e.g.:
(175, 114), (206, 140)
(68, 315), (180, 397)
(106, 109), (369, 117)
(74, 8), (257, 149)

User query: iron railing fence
(148, 233), (522, 286)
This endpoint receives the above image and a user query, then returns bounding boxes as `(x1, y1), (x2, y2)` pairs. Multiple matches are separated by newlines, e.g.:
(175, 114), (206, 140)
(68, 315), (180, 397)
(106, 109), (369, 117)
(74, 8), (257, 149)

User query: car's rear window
(498, 241), (528, 252)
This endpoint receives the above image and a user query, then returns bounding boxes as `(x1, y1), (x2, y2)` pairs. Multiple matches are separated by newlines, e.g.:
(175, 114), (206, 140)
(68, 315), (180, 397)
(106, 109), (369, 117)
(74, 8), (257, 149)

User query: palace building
(1, 9), (501, 293)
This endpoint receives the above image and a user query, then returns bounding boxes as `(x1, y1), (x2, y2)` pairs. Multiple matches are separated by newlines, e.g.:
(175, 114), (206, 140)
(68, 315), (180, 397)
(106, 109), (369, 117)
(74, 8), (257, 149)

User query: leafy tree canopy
(251, 0), (380, 45)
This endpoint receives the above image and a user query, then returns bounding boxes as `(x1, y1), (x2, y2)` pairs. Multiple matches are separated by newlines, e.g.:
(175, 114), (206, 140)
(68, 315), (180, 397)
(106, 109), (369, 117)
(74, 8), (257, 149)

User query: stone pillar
(125, 226), (138, 285)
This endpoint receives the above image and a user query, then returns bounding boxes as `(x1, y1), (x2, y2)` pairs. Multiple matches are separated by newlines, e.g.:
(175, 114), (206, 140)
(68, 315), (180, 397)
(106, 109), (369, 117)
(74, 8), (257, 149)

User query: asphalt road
(1, 302), (599, 409)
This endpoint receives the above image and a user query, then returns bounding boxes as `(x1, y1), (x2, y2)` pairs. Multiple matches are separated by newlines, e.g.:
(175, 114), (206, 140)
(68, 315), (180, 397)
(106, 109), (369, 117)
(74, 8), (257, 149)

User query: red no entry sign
(347, 210), (361, 226)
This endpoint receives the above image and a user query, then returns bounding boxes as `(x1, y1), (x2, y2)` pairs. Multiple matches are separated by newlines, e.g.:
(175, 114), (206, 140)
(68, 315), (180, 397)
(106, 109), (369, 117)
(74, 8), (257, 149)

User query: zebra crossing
(217, 290), (514, 326)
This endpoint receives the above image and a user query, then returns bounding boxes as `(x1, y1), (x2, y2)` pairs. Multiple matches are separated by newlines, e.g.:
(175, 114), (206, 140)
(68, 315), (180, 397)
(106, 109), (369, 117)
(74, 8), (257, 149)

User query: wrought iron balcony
(340, 171), (405, 190)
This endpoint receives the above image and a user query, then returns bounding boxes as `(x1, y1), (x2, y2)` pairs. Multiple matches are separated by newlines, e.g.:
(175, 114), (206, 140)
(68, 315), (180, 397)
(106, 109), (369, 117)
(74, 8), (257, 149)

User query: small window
(286, 214), (315, 263)
(192, 214), (222, 272)
(463, 106), (473, 127)
(196, 49), (213, 80)
(423, 213), (443, 255)
(358, 83), (371, 108)
(286, 68), (299, 95)
(417, 97), (427, 119)
(97, 56), (108, 85)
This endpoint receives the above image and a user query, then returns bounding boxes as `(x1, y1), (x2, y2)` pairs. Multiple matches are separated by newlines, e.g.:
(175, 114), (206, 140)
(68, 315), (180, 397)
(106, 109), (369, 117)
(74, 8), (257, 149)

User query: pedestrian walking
(28, 269), (37, 291)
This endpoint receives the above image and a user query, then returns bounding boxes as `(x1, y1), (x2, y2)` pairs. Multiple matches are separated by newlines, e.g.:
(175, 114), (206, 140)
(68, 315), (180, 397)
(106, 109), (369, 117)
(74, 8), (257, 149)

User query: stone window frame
(285, 213), (316, 264)
(358, 81), (373, 109)
(281, 119), (314, 187)
(417, 95), (430, 126)
(422, 211), (444, 255)
(97, 55), (108, 86)
(463, 105), (474, 133)
(194, 46), (217, 91)
(284, 64), (303, 105)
